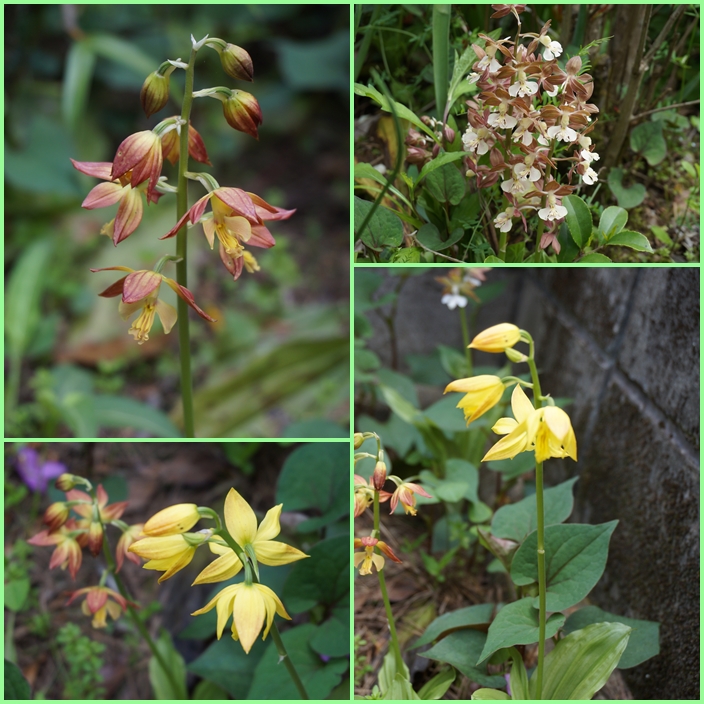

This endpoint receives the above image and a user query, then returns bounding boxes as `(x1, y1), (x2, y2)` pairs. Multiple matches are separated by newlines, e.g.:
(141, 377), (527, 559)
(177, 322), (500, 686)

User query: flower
(462, 126), (491, 155)
(222, 90), (263, 139)
(436, 268), (488, 310)
(15, 448), (66, 493)
(91, 267), (215, 344)
(389, 481), (432, 516)
(539, 35), (563, 61)
(371, 461), (387, 490)
(494, 207), (516, 233)
(28, 519), (83, 579)
(538, 193), (568, 222)
(160, 187), (295, 279)
(192, 489), (309, 585)
(42, 501), (71, 532)
(353, 536), (402, 575)
(219, 43), (254, 81)
(483, 385), (578, 464)
(116, 524), (144, 572)
(191, 582), (290, 653)
(66, 586), (132, 629)
(142, 504), (201, 537)
(111, 130), (163, 200)
(67, 484), (128, 555)
(160, 121), (212, 166)
(353, 475), (391, 518)
(469, 323), (521, 353)
(444, 375), (506, 425)
(508, 70), (539, 98)
(128, 532), (202, 583)
(140, 70), (171, 118)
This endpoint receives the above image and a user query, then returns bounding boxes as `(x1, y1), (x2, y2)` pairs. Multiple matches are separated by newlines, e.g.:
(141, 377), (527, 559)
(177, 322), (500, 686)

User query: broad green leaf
(4, 579), (30, 613)
(276, 443), (348, 531)
(378, 368), (419, 407)
(416, 223), (465, 252)
(248, 624), (348, 700)
(445, 458), (479, 503)
(650, 225), (673, 246)
(438, 344), (469, 380)
(421, 629), (508, 688)
(5, 239), (54, 361)
(562, 195), (593, 248)
(418, 667), (456, 700)
(423, 393), (470, 433)
(449, 45), (478, 104)
(148, 631), (187, 700)
(416, 152), (467, 184)
(380, 384), (427, 427)
(511, 521), (619, 611)
(478, 598), (565, 663)
(354, 83), (437, 141)
(607, 168), (646, 209)
(282, 535), (348, 612)
(412, 604), (494, 649)
(508, 647), (529, 700)
(282, 419), (347, 438)
(354, 197), (404, 251)
(484, 255), (504, 263)
(192, 680), (230, 699)
(4, 659), (31, 699)
(492, 477), (579, 543)
(630, 121), (667, 165)
(378, 649), (411, 692)
(471, 688), (510, 700)
(424, 163), (465, 205)
(486, 453), (535, 481)
(392, 247), (423, 262)
(598, 206), (628, 239)
(93, 395), (180, 437)
(383, 674), (421, 700)
(310, 608), (350, 657)
(536, 622), (631, 700)
(606, 230), (653, 252)
(557, 222), (581, 262)
(506, 241), (526, 263)
(579, 253), (612, 263)
(563, 606), (659, 669)
(62, 40), (97, 130)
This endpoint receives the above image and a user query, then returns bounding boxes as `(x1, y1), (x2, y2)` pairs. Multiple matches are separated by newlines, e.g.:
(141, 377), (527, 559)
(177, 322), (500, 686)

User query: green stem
(373, 491), (404, 674)
(176, 47), (197, 437)
(535, 460), (546, 700)
(217, 529), (309, 699)
(432, 4), (451, 121)
(459, 307), (472, 376)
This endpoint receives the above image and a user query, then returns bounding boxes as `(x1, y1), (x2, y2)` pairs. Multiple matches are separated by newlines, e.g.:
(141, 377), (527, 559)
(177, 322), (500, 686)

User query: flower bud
(43, 502), (70, 532)
(443, 125), (456, 143)
(87, 520), (104, 556)
(406, 146), (429, 165)
(353, 433), (365, 450)
(505, 347), (528, 363)
(220, 43), (253, 81)
(469, 323), (521, 353)
(140, 71), (170, 118)
(371, 461), (387, 491)
(432, 143), (441, 158)
(143, 503), (200, 537)
(55, 473), (79, 492)
(222, 90), (263, 139)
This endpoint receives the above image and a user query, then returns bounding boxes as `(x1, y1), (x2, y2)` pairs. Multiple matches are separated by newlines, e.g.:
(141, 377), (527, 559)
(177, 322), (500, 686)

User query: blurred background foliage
(5, 4), (350, 438)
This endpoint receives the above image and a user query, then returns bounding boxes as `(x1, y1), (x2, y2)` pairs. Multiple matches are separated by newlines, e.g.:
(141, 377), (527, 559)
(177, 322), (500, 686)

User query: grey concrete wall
(361, 267), (700, 700)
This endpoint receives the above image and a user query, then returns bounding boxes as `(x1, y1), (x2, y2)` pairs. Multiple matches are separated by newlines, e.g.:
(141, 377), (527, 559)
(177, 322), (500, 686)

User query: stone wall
(362, 267), (700, 699)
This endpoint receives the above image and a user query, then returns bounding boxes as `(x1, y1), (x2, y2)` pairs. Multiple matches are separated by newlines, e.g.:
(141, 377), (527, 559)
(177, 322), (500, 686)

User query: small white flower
(501, 178), (530, 196)
(509, 79), (539, 98)
(488, 112), (518, 129)
(580, 149), (600, 163)
(441, 289), (468, 310)
(539, 36), (562, 60)
(494, 210), (514, 233)
(578, 134), (592, 150)
(544, 83), (559, 97)
(467, 72), (481, 84)
(373, 163), (387, 175)
(538, 194), (568, 221)
(582, 167), (598, 185)
(477, 55), (502, 73)
(462, 127), (490, 155)
(513, 162), (541, 182)
(547, 124), (578, 142)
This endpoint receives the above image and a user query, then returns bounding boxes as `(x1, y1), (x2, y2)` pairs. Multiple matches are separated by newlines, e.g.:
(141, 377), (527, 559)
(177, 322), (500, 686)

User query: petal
(223, 488), (258, 546)
(254, 540), (309, 566)
(215, 587), (237, 639)
(157, 547), (195, 583)
(155, 299), (178, 335)
(81, 182), (125, 210)
(192, 550), (243, 585)
(213, 188), (259, 223)
(128, 534), (187, 560)
(222, 215), (252, 242)
(143, 503), (200, 536)
(71, 159), (114, 180)
(482, 421), (530, 462)
(86, 588), (109, 614)
(233, 585), (265, 653)
(118, 300), (143, 321)
(248, 224), (276, 249)
(202, 216), (216, 249)
(113, 187), (143, 245)
(511, 384), (536, 423)
(492, 417), (518, 435)
(255, 505), (282, 542)
(161, 277), (216, 322)
(123, 270), (162, 304)
(98, 276), (127, 299)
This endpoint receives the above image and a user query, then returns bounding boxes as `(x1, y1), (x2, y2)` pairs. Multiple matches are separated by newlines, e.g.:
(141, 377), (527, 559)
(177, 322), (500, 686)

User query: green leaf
(630, 121), (667, 165)
(380, 385), (427, 427)
(448, 45), (478, 105)
(412, 604), (495, 649)
(607, 168), (646, 209)
(598, 206), (628, 239)
(486, 453), (535, 481)
(562, 195), (593, 248)
(248, 624), (348, 699)
(85, 33), (158, 79)
(421, 630), (508, 688)
(62, 40), (97, 130)
(191, 680), (230, 699)
(416, 152), (467, 184)
(557, 222), (581, 262)
(148, 631), (187, 700)
(511, 521), (619, 611)
(478, 598), (565, 663)
(563, 606), (659, 669)
(471, 688), (510, 700)
(491, 477), (579, 543)
(282, 535), (348, 612)
(508, 647), (529, 700)
(536, 622), (631, 700)
(418, 668), (456, 699)
(383, 673), (421, 700)
(416, 223), (465, 251)
(391, 247), (423, 263)
(424, 164), (465, 205)
(309, 607), (350, 657)
(483, 255), (504, 263)
(378, 649), (411, 692)
(276, 443), (348, 531)
(506, 242), (526, 263)
(650, 225), (673, 246)
(606, 230), (654, 252)
(354, 162), (412, 208)
(4, 659), (31, 699)
(579, 253), (612, 263)
(4, 579), (30, 613)
(354, 197), (405, 251)
(438, 345), (469, 380)
(188, 635), (267, 698)
(423, 393), (470, 433)
(92, 395), (180, 437)
(5, 239), (54, 361)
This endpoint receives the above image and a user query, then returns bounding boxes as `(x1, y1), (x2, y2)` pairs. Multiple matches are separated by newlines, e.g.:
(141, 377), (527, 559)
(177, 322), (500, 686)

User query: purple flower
(16, 448), (66, 493)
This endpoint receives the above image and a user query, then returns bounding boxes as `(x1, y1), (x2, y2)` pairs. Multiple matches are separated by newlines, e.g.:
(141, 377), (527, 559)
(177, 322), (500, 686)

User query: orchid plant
(72, 34), (294, 437)
(354, 3), (653, 263)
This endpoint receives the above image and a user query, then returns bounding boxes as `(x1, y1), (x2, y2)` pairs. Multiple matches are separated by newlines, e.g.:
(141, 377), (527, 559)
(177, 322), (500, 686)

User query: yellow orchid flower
(469, 323), (521, 353)
(483, 385), (577, 464)
(142, 503), (201, 537)
(444, 374), (506, 425)
(128, 533), (201, 583)
(192, 488), (308, 585)
(191, 582), (291, 653)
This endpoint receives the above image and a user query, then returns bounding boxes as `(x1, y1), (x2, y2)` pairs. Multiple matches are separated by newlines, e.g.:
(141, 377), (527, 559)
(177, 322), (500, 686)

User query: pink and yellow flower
(28, 519), (83, 579)
(67, 484), (128, 555)
(66, 586), (133, 629)
(389, 481), (432, 516)
(353, 474), (391, 518)
(116, 524), (144, 572)
(353, 536), (402, 576)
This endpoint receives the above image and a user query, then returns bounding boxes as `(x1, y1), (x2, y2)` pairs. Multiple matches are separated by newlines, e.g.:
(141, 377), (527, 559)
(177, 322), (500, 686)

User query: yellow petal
(258, 584), (291, 621)
(157, 547), (195, 583)
(469, 323), (521, 353)
(118, 300), (142, 321)
(142, 504), (200, 537)
(192, 551), (243, 585)
(202, 216), (216, 249)
(353, 552), (366, 567)
(128, 534), (188, 559)
(255, 504), (282, 542)
(482, 421), (530, 462)
(208, 540), (230, 555)
(254, 539), (309, 566)
(215, 585), (239, 639)
(233, 585), (265, 653)
(155, 299), (178, 335)
(492, 417), (518, 435)
(511, 384), (535, 423)
(224, 488), (258, 546)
